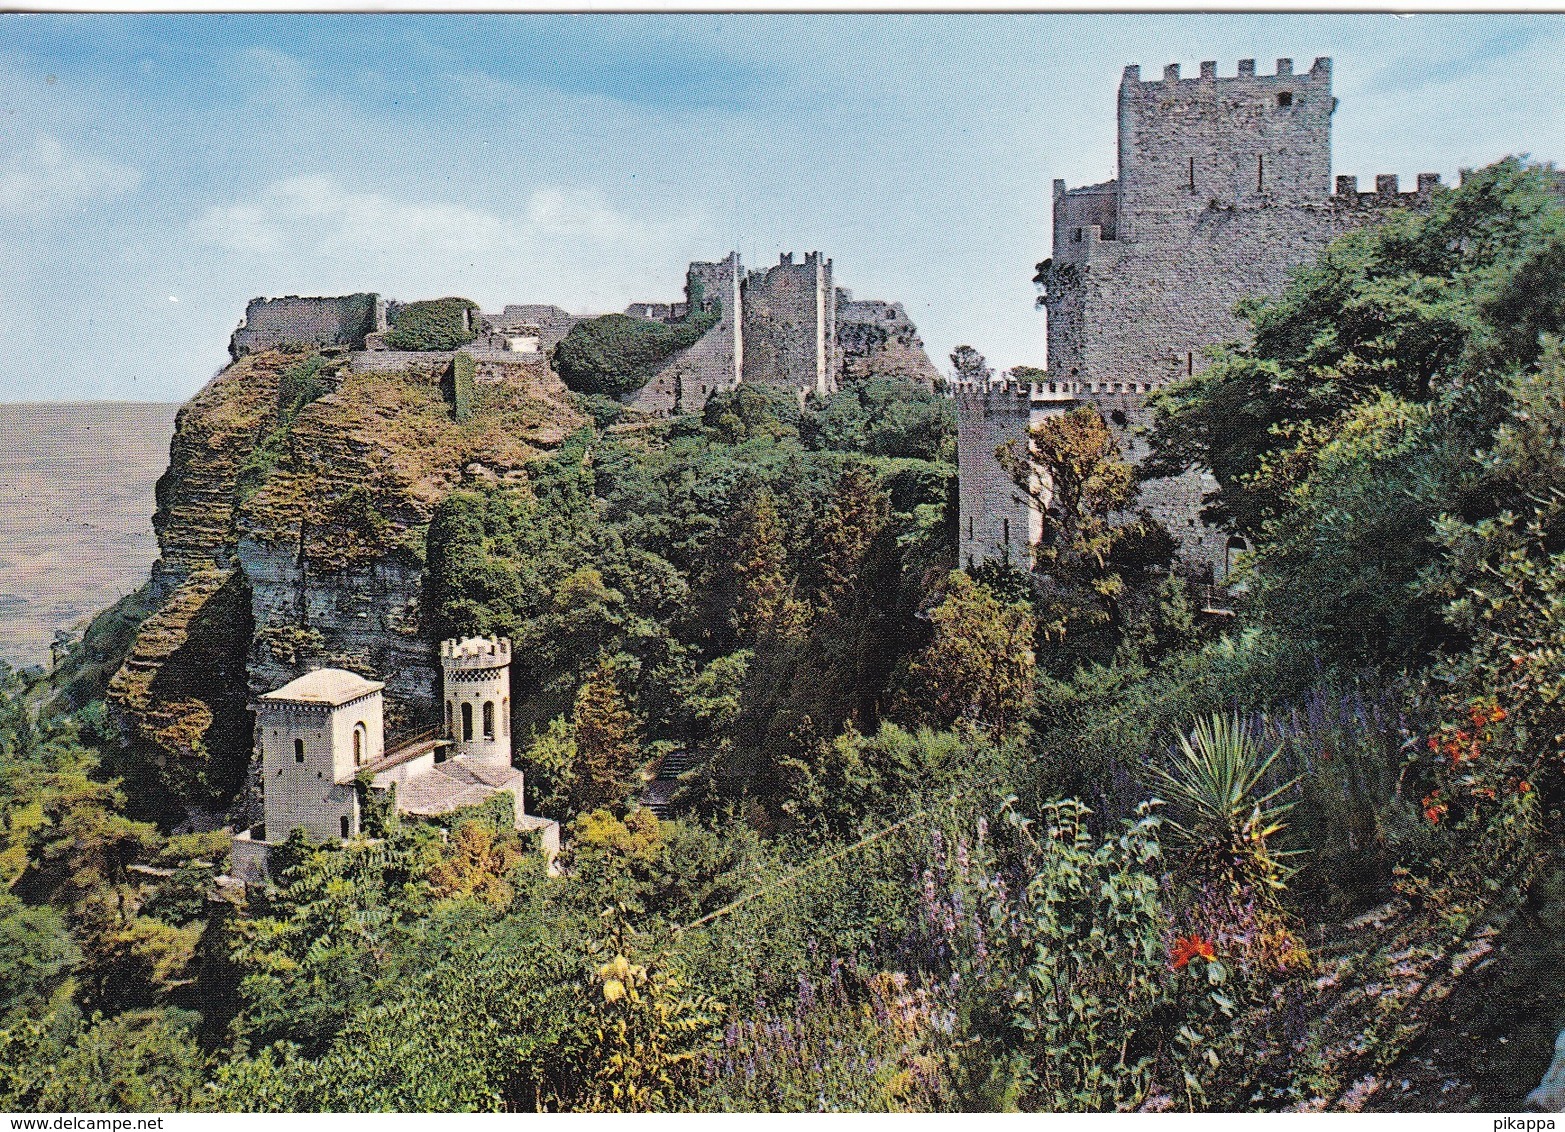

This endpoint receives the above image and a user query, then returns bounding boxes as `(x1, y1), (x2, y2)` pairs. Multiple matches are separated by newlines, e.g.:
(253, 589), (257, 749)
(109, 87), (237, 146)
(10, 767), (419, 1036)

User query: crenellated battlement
(440, 635), (511, 670)
(1333, 172), (1443, 208)
(1121, 56), (1331, 87)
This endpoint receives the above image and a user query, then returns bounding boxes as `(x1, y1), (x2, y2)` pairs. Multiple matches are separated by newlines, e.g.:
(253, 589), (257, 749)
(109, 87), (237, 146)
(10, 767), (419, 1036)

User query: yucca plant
(1148, 712), (1300, 895)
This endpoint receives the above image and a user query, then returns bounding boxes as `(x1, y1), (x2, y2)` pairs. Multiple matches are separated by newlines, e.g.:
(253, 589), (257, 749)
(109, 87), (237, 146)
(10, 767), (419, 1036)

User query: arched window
(353, 723), (367, 766)
(294, 738), (305, 763)
(340, 815), (350, 838)
(462, 702), (473, 742)
(483, 700), (495, 739)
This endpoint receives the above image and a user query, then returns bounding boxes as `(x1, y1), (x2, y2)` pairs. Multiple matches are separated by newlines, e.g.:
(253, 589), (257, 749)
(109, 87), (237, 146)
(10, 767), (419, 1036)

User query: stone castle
(957, 56), (1441, 577)
(228, 250), (940, 414)
(229, 634), (559, 884)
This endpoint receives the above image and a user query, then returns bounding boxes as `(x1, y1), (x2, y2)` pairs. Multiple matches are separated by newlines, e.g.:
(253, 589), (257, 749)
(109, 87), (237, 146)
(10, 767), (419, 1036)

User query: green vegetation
(385, 297), (480, 352)
(450, 349), (476, 422)
(552, 308), (719, 398)
(10, 158), (1565, 1112)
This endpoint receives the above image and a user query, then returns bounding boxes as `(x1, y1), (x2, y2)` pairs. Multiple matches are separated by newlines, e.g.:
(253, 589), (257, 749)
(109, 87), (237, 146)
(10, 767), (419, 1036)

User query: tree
(997, 404), (1175, 666)
(427, 821), (523, 907)
(569, 663), (642, 815)
(950, 345), (992, 383)
(896, 572), (1035, 737)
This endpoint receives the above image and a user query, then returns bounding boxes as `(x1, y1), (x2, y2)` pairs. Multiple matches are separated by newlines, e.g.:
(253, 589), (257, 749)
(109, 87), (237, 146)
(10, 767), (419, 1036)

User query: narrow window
(1002, 517), (1010, 544)
(1187, 156), (1195, 189)
(353, 723), (365, 766)
(483, 700), (495, 739)
(502, 698), (510, 737)
(1257, 154), (1264, 192)
(294, 738), (305, 763)
(1187, 351), (1194, 376)
(445, 700), (453, 737)
(966, 515), (974, 541)
(965, 554), (974, 570)
(462, 702), (473, 742)
(340, 815), (350, 838)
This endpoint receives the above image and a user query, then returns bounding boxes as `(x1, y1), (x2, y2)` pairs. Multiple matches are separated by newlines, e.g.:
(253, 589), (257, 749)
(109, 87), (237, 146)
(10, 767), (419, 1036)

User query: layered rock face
(109, 347), (586, 818)
(108, 354), (284, 810)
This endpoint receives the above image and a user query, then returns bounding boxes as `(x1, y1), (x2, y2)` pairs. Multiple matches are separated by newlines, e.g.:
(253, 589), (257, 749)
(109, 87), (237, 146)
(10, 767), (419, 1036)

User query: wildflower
(1421, 792), (1447, 824)
(1169, 935), (1217, 970)
(1520, 780), (1533, 794)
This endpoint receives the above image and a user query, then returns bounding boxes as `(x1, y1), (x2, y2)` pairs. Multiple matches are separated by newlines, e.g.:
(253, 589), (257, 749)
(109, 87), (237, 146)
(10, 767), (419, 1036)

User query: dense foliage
(385, 297), (480, 352)
(551, 309), (720, 398)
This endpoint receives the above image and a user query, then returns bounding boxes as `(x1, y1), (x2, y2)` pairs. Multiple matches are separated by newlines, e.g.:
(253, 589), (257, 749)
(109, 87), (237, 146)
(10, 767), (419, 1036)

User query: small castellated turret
(440, 636), (512, 767)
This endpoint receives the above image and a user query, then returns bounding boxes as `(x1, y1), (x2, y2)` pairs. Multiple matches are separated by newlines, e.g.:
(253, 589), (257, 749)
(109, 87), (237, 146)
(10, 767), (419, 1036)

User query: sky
(4, 13), (1565, 402)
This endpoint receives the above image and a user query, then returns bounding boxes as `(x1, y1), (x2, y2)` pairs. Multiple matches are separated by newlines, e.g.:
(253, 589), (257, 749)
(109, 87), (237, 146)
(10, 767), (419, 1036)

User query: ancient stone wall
(231, 294), (381, 359)
(837, 298), (942, 388)
(622, 253), (744, 415)
(482, 305), (580, 354)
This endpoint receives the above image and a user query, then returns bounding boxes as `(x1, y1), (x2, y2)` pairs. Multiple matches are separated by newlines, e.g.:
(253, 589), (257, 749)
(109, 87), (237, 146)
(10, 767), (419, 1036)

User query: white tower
(254, 668), (385, 843)
(440, 636), (512, 767)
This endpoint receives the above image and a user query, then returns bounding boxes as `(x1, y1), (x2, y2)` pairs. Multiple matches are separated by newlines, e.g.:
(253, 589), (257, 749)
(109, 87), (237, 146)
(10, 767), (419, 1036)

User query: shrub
(553, 309), (719, 398)
(385, 298), (479, 351)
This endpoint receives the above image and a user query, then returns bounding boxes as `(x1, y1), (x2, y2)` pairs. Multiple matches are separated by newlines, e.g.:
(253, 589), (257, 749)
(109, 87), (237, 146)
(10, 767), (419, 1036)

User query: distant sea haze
(0, 403), (179, 667)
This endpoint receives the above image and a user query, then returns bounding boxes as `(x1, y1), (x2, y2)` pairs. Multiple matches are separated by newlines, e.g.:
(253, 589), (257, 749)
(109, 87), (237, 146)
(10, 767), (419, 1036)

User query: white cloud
(0, 134), (141, 219)
(191, 175), (717, 313)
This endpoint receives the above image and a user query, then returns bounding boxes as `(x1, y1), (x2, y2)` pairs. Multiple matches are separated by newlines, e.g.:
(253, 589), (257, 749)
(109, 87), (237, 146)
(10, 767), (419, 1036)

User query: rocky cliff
(106, 348), (585, 820)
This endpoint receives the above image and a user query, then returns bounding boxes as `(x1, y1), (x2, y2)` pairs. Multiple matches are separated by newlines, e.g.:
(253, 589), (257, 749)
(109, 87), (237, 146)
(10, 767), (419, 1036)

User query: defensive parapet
(1332, 171), (1443, 209)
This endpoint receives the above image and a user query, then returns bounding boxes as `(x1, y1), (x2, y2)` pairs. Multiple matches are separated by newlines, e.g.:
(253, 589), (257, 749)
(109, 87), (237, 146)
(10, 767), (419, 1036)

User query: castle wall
(485, 305), (580, 354)
(231, 294), (381, 359)
(621, 253), (745, 415)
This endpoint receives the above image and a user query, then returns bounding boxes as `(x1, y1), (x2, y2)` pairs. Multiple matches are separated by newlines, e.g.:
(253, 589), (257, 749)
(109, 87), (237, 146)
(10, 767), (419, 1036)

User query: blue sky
(4, 13), (1565, 402)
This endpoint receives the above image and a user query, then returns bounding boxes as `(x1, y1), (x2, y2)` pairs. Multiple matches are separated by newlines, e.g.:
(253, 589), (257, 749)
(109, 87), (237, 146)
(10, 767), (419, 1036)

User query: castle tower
(253, 668), (385, 843)
(1116, 57), (1334, 242)
(440, 636), (512, 767)
(1032, 56), (1440, 579)
(954, 379), (1077, 570)
(741, 251), (837, 399)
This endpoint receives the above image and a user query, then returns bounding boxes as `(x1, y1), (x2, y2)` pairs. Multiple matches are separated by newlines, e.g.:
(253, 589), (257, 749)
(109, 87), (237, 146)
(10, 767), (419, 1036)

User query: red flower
(1169, 935), (1217, 970)
(1520, 780), (1533, 794)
